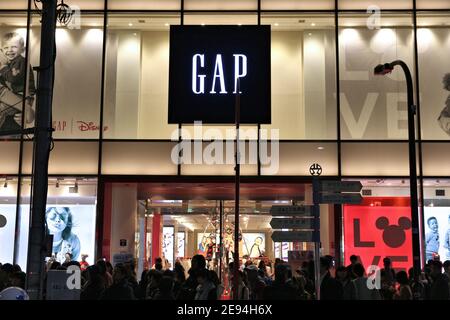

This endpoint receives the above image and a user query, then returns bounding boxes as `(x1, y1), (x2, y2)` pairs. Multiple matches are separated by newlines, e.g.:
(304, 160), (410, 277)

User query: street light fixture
(374, 60), (422, 273)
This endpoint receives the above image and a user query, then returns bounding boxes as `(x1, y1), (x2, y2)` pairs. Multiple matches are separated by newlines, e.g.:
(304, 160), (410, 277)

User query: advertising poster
(424, 207), (450, 261)
(177, 231), (185, 258)
(0, 205), (16, 264)
(162, 226), (174, 268)
(17, 205), (96, 269)
(344, 205), (412, 271)
(242, 233), (266, 258)
(0, 29), (35, 138)
(197, 232), (218, 260)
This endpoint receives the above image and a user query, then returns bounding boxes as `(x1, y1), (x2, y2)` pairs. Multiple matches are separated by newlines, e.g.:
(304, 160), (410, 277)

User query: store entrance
(100, 181), (336, 297)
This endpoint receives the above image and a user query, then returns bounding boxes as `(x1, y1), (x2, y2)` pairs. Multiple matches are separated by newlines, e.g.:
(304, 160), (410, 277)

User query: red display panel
(344, 203), (412, 272)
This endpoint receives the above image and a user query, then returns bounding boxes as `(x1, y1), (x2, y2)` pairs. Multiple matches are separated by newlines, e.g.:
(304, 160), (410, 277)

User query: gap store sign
(168, 25), (271, 124)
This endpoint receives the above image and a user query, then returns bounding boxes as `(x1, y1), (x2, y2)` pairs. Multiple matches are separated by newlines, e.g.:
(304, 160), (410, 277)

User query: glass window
(262, 142), (338, 176)
(261, 13), (337, 140)
(48, 141), (99, 174)
(104, 13), (179, 139)
(57, 0), (104, 10)
(417, 0), (450, 10)
(101, 142), (178, 175)
(261, 0), (334, 10)
(338, 13), (414, 140)
(417, 13), (450, 140)
(0, 176), (18, 265)
(0, 1), (28, 9)
(422, 143), (450, 176)
(341, 143), (409, 176)
(184, 0), (257, 10)
(0, 141), (20, 174)
(338, 0), (412, 10)
(28, 13), (104, 139)
(109, 0), (180, 10)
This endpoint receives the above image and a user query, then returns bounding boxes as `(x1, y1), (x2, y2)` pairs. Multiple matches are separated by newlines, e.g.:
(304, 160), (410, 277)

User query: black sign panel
(168, 25), (271, 124)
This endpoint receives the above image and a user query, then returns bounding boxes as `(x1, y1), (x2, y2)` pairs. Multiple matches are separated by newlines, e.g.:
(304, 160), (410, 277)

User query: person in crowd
(177, 254), (206, 300)
(99, 263), (135, 300)
(195, 268), (217, 300)
(292, 270), (312, 300)
(346, 255), (359, 279)
(336, 266), (356, 300)
(429, 260), (450, 300)
(352, 263), (381, 300)
(443, 260), (450, 280)
(173, 262), (186, 298)
(80, 254), (89, 271)
(124, 261), (139, 298)
(136, 269), (149, 300)
(263, 264), (297, 300)
(393, 271), (413, 300)
(81, 265), (105, 300)
(208, 270), (224, 300)
(408, 267), (427, 300)
(245, 264), (266, 300)
(380, 257), (396, 288)
(96, 259), (113, 288)
(320, 256), (343, 300)
(146, 269), (163, 299)
(379, 270), (396, 300)
(230, 270), (249, 300)
(153, 257), (163, 271)
(153, 276), (175, 300)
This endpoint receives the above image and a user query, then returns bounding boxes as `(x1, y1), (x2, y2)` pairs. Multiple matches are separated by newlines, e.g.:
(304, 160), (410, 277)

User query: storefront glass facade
(1, 1), (450, 279)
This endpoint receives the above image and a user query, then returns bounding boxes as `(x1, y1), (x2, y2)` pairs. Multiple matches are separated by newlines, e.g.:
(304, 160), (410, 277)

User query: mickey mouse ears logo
(376, 216), (411, 248)
(0, 214), (7, 228)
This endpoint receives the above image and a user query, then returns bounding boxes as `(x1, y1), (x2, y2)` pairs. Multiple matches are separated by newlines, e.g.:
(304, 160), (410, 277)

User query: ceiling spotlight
(317, 146), (324, 150)
(274, 23), (279, 26)
(128, 23), (133, 27)
(311, 23), (316, 26)
(56, 179), (60, 188)
(3, 180), (7, 188)
(165, 23), (169, 26)
(201, 23), (205, 26)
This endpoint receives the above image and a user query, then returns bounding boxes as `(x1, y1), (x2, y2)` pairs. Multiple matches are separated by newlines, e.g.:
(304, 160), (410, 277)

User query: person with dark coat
(177, 254), (206, 300)
(336, 266), (356, 300)
(81, 265), (105, 300)
(320, 257), (343, 300)
(99, 263), (135, 300)
(429, 260), (450, 300)
(263, 264), (298, 300)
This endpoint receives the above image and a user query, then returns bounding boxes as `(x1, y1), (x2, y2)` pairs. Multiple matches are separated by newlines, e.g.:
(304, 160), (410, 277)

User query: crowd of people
(1, 254), (450, 300)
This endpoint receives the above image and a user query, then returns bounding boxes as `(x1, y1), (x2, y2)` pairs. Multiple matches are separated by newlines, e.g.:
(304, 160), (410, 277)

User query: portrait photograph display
(424, 207), (450, 261)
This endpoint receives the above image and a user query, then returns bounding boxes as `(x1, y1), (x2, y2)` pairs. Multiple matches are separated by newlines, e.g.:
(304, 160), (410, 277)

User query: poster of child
(0, 31), (35, 133)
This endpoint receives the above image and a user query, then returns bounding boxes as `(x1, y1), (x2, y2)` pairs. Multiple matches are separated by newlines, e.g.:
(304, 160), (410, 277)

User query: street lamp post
(374, 60), (422, 273)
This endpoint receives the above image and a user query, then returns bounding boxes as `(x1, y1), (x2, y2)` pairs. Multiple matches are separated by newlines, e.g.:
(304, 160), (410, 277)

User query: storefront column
(151, 211), (162, 265)
(110, 184), (137, 263)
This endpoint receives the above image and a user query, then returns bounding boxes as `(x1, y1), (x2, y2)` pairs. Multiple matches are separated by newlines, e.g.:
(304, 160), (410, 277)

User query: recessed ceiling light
(128, 23), (133, 27)
(274, 23), (279, 26)
(311, 23), (316, 26)
(317, 146), (324, 150)
(201, 23), (205, 26)
(308, 33), (312, 36)
(165, 23), (169, 27)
